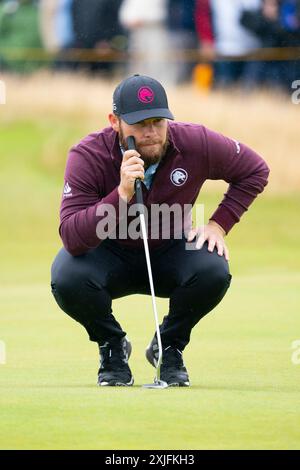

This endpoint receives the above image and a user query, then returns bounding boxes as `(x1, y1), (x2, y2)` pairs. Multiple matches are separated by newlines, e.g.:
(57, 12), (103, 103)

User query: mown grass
(0, 74), (299, 449)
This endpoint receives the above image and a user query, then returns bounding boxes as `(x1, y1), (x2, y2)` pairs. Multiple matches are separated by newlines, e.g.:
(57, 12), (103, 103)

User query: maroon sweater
(59, 122), (270, 256)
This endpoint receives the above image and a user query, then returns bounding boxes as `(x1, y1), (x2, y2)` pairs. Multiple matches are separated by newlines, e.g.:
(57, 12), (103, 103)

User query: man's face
(111, 116), (169, 168)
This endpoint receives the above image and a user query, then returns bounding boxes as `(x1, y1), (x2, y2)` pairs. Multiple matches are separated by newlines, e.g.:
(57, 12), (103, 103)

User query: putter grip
(126, 136), (144, 207)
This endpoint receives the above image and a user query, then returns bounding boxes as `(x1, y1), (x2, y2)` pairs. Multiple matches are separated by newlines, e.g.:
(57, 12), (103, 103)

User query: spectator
(72, 0), (125, 74)
(39, 0), (61, 53)
(196, 0), (263, 88)
(195, 0), (215, 62)
(166, 0), (198, 84)
(280, 0), (300, 40)
(39, 0), (75, 71)
(55, 0), (75, 50)
(119, 0), (172, 84)
(54, 0), (76, 70)
(281, 0), (300, 85)
(241, 0), (300, 88)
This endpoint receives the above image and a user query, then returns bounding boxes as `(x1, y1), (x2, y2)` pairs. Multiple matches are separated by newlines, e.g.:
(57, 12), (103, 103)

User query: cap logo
(138, 87), (154, 104)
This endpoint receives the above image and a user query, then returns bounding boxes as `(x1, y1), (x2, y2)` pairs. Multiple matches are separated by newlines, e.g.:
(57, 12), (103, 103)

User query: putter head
(142, 379), (168, 389)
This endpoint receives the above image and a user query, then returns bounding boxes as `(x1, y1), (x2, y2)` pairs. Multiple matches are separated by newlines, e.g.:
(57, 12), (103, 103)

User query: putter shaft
(138, 211), (163, 381)
(126, 136), (164, 383)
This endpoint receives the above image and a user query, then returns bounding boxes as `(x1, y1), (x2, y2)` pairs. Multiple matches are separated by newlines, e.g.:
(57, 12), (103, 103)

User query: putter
(127, 136), (168, 389)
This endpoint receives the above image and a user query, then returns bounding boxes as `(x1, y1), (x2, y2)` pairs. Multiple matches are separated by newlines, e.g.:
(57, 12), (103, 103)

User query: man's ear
(108, 113), (120, 132)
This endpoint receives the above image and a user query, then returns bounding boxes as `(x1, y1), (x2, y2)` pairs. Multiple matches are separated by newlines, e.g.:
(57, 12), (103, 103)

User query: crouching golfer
(51, 74), (269, 387)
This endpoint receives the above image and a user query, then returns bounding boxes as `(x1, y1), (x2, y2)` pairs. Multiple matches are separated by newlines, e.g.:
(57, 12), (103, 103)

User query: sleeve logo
(63, 181), (72, 197)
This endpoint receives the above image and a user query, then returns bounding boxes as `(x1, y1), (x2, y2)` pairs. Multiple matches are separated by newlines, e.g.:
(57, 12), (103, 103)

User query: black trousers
(51, 237), (232, 350)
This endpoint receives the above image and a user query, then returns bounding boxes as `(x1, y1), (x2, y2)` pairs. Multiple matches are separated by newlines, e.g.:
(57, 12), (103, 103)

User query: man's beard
(119, 127), (169, 168)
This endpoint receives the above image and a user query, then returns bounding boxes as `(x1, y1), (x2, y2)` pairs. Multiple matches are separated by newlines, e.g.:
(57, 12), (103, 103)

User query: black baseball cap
(112, 74), (174, 125)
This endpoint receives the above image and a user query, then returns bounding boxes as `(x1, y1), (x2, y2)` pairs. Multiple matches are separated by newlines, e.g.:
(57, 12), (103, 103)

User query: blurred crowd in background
(0, 0), (300, 90)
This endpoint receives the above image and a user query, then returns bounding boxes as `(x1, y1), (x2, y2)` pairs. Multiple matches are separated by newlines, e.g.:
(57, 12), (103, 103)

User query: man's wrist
(208, 219), (226, 236)
(117, 185), (129, 202)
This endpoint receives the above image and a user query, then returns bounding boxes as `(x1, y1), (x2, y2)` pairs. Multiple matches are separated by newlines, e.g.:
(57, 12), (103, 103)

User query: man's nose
(143, 124), (156, 136)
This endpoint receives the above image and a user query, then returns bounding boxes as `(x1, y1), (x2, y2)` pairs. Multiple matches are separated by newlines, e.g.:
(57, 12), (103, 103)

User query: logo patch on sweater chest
(170, 168), (188, 186)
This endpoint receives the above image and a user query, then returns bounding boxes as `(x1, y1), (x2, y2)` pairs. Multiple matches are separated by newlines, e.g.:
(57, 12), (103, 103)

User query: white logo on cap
(170, 168), (188, 186)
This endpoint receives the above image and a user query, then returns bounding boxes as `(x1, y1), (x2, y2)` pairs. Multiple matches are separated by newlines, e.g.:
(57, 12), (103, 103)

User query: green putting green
(1, 111), (299, 450)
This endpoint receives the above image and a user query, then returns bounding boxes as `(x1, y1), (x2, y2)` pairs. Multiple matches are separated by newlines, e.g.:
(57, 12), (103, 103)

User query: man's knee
(189, 257), (232, 295)
(207, 262), (232, 291)
(51, 250), (86, 302)
(181, 259), (232, 316)
(51, 249), (108, 307)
